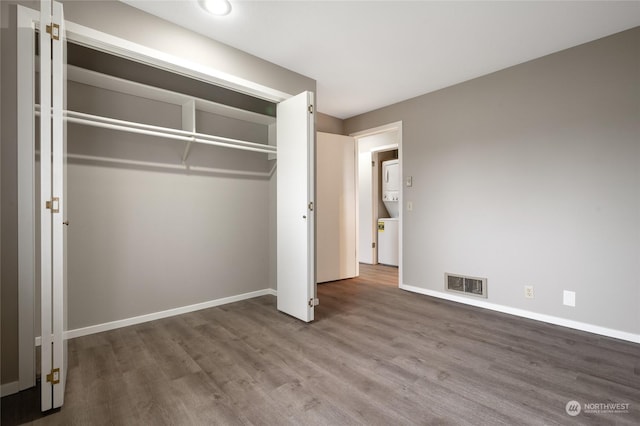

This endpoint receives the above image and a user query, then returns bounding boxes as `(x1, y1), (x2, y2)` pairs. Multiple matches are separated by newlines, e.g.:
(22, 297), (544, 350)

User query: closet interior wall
(61, 77), (274, 330)
(1, 2), (19, 387)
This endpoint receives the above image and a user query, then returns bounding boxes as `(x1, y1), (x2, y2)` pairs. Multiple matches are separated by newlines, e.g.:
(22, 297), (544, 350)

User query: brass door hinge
(46, 367), (60, 384)
(46, 197), (60, 213)
(372, 242), (376, 248)
(46, 23), (60, 41)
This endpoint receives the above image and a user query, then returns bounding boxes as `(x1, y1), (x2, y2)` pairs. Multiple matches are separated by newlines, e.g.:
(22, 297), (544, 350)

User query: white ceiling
(122, 1), (640, 119)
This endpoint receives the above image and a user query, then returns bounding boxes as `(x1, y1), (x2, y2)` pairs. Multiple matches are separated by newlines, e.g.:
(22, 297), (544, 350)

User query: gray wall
(317, 112), (345, 135)
(1, 0), (315, 388)
(345, 28), (640, 335)
(67, 164), (270, 328)
(65, 82), (272, 329)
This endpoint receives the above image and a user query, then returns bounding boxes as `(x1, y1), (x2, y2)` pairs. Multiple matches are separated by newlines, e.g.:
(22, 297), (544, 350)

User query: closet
(16, 1), (316, 411)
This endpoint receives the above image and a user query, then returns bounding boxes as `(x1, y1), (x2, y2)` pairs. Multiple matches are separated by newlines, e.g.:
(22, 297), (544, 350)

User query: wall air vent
(445, 273), (487, 298)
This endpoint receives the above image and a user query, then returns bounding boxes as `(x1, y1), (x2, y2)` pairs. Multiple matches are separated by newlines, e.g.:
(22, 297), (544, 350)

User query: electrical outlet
(405, 176), (413, 187)
(407, 201), (413, 211)
(563, 290), (576, 307)
(524, 285), (534, 299)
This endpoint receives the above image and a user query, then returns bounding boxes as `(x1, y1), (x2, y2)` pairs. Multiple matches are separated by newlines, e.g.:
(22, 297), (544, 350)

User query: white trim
(35, 288), (276, 346)
(397, 123), (403, 287)
(1, 381), (21, 398)
(353, 137), (360, 277)
(392, 121), (406, 287)
(370, 143), (398, 154)
(400, 283), (640, 344)
(372, 151), (379, 264)
(349, 121), (403, 139)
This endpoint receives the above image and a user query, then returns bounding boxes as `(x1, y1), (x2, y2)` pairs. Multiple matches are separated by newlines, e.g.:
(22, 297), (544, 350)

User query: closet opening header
(62, 42), (277, 118)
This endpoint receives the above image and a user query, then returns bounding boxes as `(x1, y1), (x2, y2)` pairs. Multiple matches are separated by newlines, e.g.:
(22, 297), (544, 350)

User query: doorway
(351, 122), (402, 286)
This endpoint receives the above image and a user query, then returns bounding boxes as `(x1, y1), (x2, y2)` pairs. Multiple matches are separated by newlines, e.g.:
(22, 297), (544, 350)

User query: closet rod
(67, 153), (276, 178)
(35, 150), (276, 178)
(66, 110), (273, 151)
(35, 106), (277, 155)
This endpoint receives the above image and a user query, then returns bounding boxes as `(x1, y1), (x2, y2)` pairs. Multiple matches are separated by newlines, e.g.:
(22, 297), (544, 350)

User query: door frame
(16, 3), (313, 393)
(351, 121), (403, 286)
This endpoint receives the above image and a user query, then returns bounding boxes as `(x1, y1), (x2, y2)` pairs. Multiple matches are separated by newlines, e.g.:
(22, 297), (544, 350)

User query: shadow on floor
(1, 381), (61, 425)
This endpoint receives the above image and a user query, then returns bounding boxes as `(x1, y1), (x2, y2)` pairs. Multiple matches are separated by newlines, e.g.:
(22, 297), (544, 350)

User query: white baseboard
(400, 283), (640, 344)
(1, 381), (20, 397)
(36, 288), (277, 346)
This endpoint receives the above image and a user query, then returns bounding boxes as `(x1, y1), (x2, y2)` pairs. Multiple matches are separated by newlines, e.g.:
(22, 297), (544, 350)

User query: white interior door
(358, 150), (377, 264)
(371, 151), (380, 263)
(316, 132), (357, 282)
(39, 0), (53, 410)
(40, 0), (67, 411)
(276, 91), (316, 322)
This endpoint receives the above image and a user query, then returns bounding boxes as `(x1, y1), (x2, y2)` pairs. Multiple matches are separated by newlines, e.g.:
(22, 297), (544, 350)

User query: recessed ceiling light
(199, 0), (232, 16)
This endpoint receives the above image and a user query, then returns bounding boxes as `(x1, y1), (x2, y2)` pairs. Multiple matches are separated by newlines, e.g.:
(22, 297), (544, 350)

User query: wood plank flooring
(3, 264), (639, 425)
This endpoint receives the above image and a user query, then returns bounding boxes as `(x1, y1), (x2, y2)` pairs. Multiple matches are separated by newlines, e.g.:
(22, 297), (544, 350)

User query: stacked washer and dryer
(378, 159), (399, 266)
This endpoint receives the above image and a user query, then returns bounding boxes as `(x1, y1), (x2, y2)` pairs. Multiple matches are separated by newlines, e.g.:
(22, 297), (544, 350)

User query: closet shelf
(34, 105), (277, 155)
(67, 65), (276, 126)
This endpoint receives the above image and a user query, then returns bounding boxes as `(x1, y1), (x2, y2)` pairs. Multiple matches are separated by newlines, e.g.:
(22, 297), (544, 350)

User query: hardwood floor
(3, 263), (639, 425)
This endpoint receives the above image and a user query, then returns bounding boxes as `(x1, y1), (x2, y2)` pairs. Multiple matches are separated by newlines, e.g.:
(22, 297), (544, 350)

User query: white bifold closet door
(276, 92), (317, 322)
(40, 0), (68, 411)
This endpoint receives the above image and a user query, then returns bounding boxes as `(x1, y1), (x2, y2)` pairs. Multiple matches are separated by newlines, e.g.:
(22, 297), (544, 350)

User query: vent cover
(445, 273), (487, 298)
